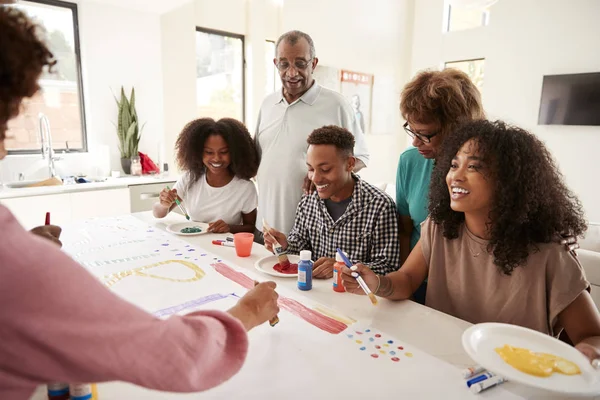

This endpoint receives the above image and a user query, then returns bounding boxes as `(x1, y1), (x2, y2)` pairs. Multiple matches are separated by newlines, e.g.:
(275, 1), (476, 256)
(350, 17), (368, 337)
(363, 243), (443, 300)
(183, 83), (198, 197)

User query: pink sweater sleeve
(0, 206), (248, 396)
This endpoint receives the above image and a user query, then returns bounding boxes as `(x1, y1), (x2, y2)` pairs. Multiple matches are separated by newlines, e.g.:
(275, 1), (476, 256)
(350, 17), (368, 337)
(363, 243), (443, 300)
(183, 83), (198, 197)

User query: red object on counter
(139, 152), (160, 174)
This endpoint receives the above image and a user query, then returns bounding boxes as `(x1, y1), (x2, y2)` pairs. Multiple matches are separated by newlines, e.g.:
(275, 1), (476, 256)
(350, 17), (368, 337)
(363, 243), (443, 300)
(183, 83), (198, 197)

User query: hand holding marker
(336, 248), (377, 306)
(165, 185), (190, 220)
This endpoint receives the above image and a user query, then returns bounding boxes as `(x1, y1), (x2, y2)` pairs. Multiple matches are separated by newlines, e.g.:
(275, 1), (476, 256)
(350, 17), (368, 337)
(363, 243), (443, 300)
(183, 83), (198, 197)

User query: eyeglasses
(275, 59), (313, 72)
(403, 122), (440, 144)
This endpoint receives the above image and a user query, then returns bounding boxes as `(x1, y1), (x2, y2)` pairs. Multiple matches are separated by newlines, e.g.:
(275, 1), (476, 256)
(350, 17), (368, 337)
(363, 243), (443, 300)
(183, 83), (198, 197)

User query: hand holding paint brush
(254, 281), (279, 327)
(262, 219), (291, 270)
(162, 185), (190, 220)
(336, 248), (378, 305)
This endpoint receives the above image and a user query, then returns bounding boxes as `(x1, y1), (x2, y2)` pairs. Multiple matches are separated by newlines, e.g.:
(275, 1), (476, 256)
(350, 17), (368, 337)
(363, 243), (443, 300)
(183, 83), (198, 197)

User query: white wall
(80, 1), (165, 172)
(411, 0), (600, 222)
(281, 0), (414, 185)
(161, 2), (197, 172)
(1, 0), (165, 182)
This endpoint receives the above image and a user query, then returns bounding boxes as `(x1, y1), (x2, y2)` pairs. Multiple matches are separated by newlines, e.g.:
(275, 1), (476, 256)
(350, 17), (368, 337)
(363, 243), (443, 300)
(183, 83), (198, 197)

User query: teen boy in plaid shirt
(264, 126), (400, 278)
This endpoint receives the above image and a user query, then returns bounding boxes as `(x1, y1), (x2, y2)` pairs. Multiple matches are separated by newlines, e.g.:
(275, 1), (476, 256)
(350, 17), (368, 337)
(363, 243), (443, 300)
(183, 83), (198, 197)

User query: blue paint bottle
(297, 250), (313, 291)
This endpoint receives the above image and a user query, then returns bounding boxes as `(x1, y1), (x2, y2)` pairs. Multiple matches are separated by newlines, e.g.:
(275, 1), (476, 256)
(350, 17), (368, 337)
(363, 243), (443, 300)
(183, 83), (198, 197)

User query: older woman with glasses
(395, 69), (485, 303)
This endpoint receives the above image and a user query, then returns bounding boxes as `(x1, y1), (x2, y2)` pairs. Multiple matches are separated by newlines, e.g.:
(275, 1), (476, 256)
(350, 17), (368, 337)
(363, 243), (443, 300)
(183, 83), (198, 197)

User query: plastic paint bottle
(333, 252), (346, 293)
(46, 383), (69, 400)
(297, 250), (313, 291)
(69, 383), (97, 400)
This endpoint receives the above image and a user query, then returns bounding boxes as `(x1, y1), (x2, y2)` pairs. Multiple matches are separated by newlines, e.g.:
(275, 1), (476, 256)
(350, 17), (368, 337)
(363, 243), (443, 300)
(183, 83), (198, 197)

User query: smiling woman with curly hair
(343, 120), (600, 364)
(428, 119), (587, 274)
(153, 117), (259, 233)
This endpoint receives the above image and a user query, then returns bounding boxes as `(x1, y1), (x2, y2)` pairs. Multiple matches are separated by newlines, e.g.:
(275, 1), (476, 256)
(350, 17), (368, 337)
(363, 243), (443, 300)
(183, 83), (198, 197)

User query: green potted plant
(114, 86), (143, 174)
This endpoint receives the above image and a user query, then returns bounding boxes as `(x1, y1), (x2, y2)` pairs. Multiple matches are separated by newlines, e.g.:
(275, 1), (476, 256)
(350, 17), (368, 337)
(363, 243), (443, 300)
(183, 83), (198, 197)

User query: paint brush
(262, 219), (291, 270)
(336, 248), (378, 306)
(166, 185), (190, 220)
(254, 281), (279, 327)
(45, 212), (50, 226)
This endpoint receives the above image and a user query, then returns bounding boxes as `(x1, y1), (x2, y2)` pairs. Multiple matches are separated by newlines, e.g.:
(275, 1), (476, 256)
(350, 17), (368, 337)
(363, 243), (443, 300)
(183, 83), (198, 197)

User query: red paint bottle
(333, 252), (346, 293)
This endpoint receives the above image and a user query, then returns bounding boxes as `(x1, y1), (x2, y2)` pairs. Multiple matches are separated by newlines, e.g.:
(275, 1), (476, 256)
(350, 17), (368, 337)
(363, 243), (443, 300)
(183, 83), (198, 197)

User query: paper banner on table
(60, 215), (520, 399)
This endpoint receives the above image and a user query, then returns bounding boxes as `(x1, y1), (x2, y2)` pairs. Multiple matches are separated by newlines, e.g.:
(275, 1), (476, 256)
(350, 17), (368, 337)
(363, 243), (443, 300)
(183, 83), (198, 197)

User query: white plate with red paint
(255, 254), (300, 278)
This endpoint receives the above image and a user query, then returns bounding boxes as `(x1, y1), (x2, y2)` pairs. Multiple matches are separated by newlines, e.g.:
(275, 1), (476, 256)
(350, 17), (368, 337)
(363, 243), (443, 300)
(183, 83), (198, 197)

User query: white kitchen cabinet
(71, 188), (130, 220)
(0, 180), (177, 229)
(0, 193), (72, 230)
(129, 181), (175, 212)
(1, 188), (130, 230)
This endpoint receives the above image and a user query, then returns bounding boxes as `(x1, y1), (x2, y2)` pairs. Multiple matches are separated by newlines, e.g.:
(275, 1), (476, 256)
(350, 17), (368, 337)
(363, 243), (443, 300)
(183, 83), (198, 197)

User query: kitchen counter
(0, 175), (178, 200)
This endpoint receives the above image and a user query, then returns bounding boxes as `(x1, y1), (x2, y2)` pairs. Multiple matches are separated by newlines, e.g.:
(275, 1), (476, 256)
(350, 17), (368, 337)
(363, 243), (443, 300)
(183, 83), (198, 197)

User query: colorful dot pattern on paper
(348, 329), (412, 363)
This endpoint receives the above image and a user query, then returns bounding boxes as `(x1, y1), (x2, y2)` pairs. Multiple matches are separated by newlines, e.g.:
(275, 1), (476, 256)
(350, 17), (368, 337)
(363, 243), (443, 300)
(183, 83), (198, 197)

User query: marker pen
(466, 372), (494, 387)
(470, 375), (506, 394)
(212, 240), (234, 247)
(461, 365), (486, 379)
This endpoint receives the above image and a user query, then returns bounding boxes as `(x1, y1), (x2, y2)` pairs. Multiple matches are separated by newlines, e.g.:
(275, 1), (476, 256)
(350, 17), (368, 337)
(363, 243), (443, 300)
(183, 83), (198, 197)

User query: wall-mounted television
(538, 72), (600, 126)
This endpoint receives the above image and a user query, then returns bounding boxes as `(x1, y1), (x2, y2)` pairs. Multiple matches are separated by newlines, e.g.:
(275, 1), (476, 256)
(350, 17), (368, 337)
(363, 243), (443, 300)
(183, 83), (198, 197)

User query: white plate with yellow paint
(255, 254), (300, 278)
(462, 322), (600, 396)
(166, 222), (209, 236)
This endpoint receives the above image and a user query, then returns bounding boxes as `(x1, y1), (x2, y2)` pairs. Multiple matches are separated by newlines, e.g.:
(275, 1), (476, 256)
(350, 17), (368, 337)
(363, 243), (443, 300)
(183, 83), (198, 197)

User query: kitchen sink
(4, 177), (63, 189)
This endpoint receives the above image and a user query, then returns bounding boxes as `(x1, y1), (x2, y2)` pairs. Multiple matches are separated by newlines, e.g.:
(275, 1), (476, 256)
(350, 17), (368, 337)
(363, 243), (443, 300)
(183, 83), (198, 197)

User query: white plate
(166, 222), (209, 236)
(255, 254), (300, 278)
(462, 322), (600, 396)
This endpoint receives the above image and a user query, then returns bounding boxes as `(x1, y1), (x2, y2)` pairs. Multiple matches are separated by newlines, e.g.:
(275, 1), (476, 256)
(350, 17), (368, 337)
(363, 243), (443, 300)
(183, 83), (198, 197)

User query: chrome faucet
(38, 113), (61, 178)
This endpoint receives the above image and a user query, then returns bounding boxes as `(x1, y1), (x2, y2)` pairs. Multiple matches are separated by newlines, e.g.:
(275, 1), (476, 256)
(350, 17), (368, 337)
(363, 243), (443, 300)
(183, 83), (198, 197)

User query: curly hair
(429, 120), (587, 275)
(0, 5), (56, 137)
(175, 118), (258, 184)
(307, 125), (355, 158)
(400, 69), (485, 137)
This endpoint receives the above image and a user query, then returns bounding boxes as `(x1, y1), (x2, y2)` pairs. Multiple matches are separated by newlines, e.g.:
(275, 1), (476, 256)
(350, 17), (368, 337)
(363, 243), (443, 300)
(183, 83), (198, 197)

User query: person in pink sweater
(0, 5), (279, 400)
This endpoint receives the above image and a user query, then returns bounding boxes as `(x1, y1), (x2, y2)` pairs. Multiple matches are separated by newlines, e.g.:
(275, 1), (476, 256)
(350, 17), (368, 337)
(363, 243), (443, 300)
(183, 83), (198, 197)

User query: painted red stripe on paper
(212, 262), (254, 289)
(212, 262), (348, 334)
(277, 297), (348, 334)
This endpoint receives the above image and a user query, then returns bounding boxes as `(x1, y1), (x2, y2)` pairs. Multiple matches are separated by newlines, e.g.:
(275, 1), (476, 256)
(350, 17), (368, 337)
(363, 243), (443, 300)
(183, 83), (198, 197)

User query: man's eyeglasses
(403, 122), (440, 144)
(275, 59), (313, 72)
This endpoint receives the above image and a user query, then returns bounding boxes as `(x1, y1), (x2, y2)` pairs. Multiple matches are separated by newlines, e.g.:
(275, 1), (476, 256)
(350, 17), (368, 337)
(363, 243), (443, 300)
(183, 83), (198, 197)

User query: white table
(29, 212), (597, 400)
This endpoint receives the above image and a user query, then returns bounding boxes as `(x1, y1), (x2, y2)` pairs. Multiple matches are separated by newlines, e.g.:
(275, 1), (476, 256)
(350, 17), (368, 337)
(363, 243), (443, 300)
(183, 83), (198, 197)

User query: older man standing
(255, 30), (369, 240)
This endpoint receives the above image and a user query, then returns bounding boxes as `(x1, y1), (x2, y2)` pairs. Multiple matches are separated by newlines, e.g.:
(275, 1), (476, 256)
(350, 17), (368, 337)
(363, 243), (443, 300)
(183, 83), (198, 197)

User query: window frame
(8, 0), (88, 155)
(195, 26), (246, 123)
(444, 4), (491, 33)
(444, 57), (486, 92)
(265, 39), (277, 93)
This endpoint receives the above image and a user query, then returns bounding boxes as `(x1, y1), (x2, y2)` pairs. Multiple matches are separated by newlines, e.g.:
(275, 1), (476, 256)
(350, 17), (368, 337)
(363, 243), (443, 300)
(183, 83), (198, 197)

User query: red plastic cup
(233, 233), (254, 257)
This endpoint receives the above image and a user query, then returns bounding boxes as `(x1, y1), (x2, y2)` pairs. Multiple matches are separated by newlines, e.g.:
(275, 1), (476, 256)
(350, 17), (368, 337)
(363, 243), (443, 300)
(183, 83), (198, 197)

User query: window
(6, 0), (87, 154)
(195, 28), (245, 122)
(265, 40), (281, 94)
(445, 3), (491, 32)
(445, 58), (485, 93)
